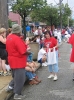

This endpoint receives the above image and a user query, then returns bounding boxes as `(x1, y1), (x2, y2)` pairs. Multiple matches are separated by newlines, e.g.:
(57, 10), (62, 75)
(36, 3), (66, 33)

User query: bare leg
(1, 60), (7, 72)
(0, 58), (3, 72)
(42, 55), (47, 63)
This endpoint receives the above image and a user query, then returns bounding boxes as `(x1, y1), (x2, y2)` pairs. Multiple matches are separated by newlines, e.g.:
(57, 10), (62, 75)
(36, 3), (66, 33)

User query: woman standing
(6, 24), (27, 100)
(68, 31), (74, 80)
(0, 28), (8, 76)
(44, 31), (59, 81)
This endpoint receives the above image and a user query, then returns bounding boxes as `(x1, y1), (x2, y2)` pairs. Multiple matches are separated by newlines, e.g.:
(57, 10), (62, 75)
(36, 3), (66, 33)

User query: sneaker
(0, 71), (3, 75)
(48, 74), (54, 79)
(29, 79), (39, 85)
(42, 62), (47, 67)
(34, 76), (41, 83)
(14, 94), (26, 99)
(3, 72), (9, 76)
(53, 75), (58, 81)
(72, 73), (74, 81)
(8, 71), (11, 75)
(6, 86), (13, 92)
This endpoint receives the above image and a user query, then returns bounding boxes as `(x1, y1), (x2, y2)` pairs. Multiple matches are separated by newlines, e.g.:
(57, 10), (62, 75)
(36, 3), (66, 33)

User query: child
(25, 62), (41, 85)
(37, 45), (47, 66)
(25, 37), (38, 69)
(25, 38), (41, 85)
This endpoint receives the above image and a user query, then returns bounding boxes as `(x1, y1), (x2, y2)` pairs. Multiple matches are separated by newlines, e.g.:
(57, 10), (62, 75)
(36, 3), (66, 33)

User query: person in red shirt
(68, 31), (74, 81)
(6, 24), (27, 99)
(44, 31), (59, 81)
(61, 28), (65, 40)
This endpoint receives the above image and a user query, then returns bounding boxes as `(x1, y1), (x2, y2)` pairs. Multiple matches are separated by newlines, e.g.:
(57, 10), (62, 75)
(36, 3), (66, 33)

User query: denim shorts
(38, 58), (42, 63)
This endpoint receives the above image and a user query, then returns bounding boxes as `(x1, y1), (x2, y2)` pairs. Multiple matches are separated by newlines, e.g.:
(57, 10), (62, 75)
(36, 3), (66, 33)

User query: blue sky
(47, 0), (74, 18)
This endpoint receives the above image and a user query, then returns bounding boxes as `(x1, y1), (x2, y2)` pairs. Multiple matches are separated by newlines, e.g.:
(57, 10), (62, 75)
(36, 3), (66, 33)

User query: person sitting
(25, 37), (38, 69)
(25, 63), (41, 85)
(37, 45), (47, 66)
(25, 37), (41, 85)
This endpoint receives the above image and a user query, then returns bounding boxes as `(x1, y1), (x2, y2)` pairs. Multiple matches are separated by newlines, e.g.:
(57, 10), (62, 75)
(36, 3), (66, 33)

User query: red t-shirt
(69, 34), (74, 62)
(62, 29), (65, 34)
(6, 34), (27, 69)
(44, 37), (58, 52)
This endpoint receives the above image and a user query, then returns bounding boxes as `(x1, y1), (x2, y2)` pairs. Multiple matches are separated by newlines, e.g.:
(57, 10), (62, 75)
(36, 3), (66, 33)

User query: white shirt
(34, 30), (38, 35)
(65, 31), (68, 35)
(37, 48), (46, 61)
(54, 30), (58, 37)
(36, 38), (40, 44)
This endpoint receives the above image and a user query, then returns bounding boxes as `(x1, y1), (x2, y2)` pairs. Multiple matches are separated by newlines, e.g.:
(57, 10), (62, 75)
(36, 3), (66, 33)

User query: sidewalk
(0, 42), (63, 100)
(0, 62), (40, 100)
(0, 75), (12, 100)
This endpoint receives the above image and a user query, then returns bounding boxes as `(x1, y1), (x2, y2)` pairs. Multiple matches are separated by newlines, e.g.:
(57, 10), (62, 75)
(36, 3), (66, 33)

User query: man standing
(6, 24), (27, 99)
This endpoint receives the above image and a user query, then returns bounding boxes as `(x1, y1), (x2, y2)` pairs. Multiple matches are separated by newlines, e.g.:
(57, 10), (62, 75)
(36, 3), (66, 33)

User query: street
(10, 42), (74, 100)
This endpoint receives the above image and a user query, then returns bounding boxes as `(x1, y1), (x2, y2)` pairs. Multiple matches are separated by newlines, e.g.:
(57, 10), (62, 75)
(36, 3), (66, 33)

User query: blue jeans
(27, 53), (33, 62)
(25, 71), (36, 80)
(48, 50), (59, 73)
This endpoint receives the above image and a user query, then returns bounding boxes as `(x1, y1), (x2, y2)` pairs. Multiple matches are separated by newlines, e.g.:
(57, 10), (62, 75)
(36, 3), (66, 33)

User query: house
(8, 12), (21, 25)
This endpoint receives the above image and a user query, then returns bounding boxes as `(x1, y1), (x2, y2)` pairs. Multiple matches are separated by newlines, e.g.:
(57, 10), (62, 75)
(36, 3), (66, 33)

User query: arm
(54, 43), (59, 49)
(0, 36), (6, 44)
(50, 37), (58, 50)
(26, 62), (35, 72)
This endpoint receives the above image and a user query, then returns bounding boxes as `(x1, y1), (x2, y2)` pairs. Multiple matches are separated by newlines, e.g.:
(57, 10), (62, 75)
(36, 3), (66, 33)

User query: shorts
(0, 49), (8, 60)
(38, 58), (42, 63)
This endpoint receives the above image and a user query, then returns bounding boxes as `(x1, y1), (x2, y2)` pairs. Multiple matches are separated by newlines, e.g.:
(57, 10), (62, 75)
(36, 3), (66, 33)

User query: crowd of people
(0, 24), (74, 99)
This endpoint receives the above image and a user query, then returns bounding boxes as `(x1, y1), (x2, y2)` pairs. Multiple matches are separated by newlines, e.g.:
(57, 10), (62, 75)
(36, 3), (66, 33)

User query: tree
(0, 0), (8, 28)
(8, 19), (12, 28)
(31, 5), (59, 29)
(69, 18), (74, 26)
(31, 3), (72, 28)
(60, 3), (72, 27)
(12, 0), (46, 38)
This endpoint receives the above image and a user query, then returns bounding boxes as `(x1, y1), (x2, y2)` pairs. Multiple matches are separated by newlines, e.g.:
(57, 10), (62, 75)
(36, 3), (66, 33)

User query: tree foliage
(8, 19), (12, 28)
(12, 0), (46, 38)
(12, 0), (73, 28)
(60, 3), (72, 27)
(31, 3), (72, 27)
(12, 0), (46, 19)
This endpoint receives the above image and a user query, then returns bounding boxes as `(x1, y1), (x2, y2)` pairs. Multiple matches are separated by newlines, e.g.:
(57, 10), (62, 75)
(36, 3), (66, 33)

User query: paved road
(10, 42), (74, 100)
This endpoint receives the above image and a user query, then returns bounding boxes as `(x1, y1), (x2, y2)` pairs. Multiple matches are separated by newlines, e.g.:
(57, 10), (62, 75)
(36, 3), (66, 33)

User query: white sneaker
(53, 75), (58, 81)
(14, 94), (26, 99)
(42, 62), (47, 67)
(48, 74), (54, 79)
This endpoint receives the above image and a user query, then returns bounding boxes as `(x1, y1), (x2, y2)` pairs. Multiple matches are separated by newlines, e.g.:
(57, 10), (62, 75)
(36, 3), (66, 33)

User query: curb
(5, 92), (14, 100)
(0, 85), (13, 100)
(2, 41), (63, 100)
(3, 63), (41, 100)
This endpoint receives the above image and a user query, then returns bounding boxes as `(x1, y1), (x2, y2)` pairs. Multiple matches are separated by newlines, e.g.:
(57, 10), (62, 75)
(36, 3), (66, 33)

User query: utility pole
(59, 0), (62, 31)
(67, 0), (69, 27)
(0, 0), (8, 29)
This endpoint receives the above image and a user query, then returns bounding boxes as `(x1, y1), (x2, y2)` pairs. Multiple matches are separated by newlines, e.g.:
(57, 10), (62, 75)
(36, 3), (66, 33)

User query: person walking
(44, 31), (59, 81)
(6, 24), (27, 99)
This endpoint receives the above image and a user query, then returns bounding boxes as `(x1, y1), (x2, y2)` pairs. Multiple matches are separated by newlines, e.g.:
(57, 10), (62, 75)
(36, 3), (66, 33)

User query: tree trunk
(0, 0), (8, 29)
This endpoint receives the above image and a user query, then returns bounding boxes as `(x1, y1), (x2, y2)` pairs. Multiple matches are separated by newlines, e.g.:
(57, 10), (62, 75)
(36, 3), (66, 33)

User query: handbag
(47, 47), (57, 65)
